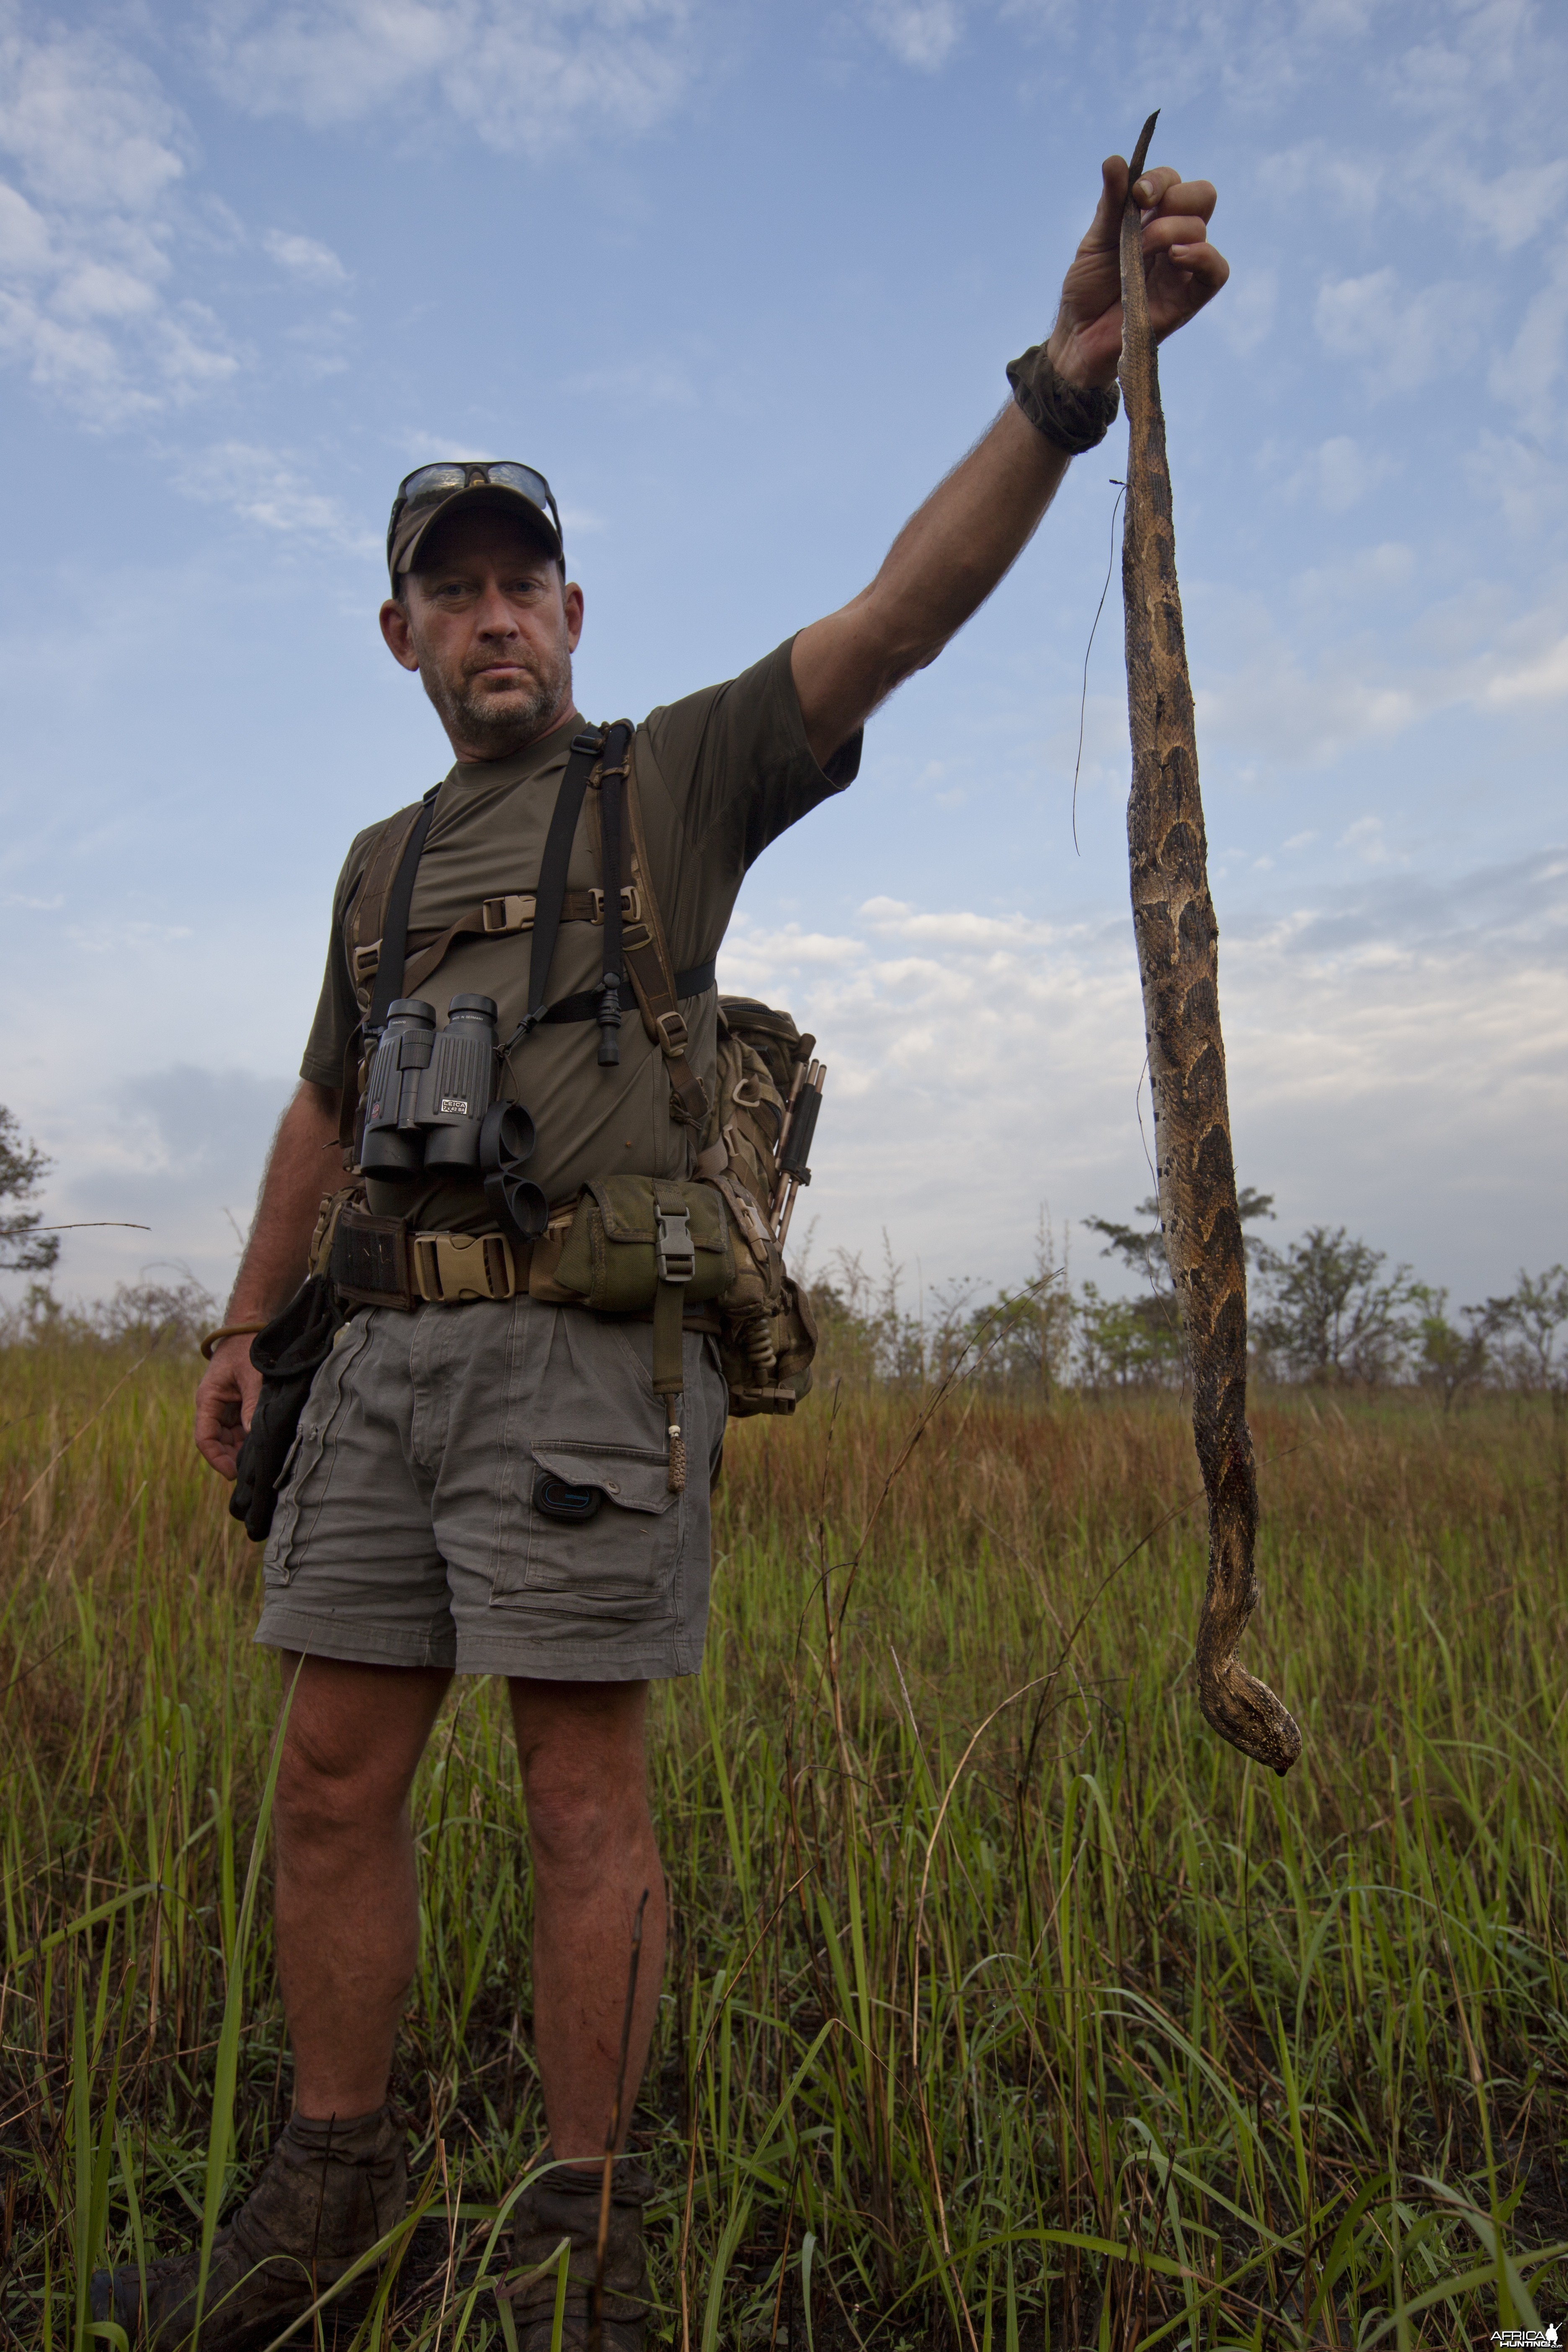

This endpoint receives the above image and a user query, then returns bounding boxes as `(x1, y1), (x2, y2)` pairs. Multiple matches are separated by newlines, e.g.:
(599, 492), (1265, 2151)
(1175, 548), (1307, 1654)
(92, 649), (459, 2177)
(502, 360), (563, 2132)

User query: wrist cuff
(1006, 346), (1120, 454)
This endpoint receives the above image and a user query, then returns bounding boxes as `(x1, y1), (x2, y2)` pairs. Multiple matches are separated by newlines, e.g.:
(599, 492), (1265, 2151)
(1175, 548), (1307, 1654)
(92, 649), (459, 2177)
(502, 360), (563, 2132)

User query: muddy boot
(90, 2104), (405, 2349)
(504, 2155), (652, 2352)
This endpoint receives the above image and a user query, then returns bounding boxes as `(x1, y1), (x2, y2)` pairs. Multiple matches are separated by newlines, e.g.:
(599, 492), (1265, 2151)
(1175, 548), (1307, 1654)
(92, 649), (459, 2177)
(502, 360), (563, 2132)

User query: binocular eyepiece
(361, 995), (547, 1241)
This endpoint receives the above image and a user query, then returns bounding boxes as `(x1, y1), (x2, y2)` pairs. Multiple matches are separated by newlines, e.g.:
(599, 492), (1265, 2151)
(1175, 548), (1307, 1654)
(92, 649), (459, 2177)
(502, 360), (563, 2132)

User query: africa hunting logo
(1491, 2327), (1559, 2347)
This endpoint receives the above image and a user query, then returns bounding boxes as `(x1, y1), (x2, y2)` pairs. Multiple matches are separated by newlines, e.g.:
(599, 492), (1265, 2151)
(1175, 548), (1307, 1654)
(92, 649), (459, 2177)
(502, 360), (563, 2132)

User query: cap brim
(389, 482), (562, 587)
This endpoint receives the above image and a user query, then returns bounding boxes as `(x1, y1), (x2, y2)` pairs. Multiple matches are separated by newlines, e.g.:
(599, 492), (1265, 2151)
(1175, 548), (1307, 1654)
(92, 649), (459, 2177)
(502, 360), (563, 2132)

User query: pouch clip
(655, 1204), (695, 1285)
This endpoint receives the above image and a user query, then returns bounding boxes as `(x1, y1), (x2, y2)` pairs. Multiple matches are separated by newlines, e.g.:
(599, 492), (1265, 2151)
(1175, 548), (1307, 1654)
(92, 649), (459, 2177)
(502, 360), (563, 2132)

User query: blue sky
(0, 0), (1562, 1315)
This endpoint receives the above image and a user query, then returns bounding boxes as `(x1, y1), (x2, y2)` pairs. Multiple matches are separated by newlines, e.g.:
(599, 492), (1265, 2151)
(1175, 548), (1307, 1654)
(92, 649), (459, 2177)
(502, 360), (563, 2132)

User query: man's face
(379, 506), (584, 761)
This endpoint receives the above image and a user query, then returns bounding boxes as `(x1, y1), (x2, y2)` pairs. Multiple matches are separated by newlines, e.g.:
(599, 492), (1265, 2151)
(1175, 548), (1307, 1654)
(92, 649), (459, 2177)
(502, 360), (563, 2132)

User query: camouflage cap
(387, 463), (563, 590)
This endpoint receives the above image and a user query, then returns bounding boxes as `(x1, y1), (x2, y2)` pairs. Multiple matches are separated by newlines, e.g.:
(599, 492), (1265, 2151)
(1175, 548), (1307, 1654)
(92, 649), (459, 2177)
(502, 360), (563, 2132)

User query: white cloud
(1269, 139), (1382, 222)
(1337, 814), (1394, 865)
(1479, 634), (1568, 707)
(1196, 655), (1418, 766)
(262, 227), (348, 284)
(1455, 158), (1568, 255)
(179, 439), (379, 552)
(1195, 586), (1568, 766)
(1314, 266), (1476, 396)
(0, 17), (234, 420)
(860, 0), (964, 70)
(709, 851), (1566, 1299)
(1466, 431), (1568, 536)
(203, 0), (701, 153)
(1489, 246), (1568, 439)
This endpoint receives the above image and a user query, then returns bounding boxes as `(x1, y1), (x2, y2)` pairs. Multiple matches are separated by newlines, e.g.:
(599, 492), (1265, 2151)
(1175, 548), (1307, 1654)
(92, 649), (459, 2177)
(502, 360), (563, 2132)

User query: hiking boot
(89, 2104), (405, 2349)
(503, 2154), (652, 2352)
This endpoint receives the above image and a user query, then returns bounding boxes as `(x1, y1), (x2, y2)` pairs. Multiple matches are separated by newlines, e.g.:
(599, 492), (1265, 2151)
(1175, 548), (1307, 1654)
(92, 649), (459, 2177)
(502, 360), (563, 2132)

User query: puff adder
(1118, 110), (1302, 1775)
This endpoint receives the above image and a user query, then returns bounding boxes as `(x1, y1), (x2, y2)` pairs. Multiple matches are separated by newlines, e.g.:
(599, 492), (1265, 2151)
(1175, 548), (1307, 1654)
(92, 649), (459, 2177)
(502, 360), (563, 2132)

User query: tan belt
(328, 1201), (720, 1327)
(330, 1204), (533, 1310)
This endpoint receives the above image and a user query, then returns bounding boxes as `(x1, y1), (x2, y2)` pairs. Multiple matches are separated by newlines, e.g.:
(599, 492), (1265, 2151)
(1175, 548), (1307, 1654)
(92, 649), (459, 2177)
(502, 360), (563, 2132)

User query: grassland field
(0, 1334), (1564, 2350)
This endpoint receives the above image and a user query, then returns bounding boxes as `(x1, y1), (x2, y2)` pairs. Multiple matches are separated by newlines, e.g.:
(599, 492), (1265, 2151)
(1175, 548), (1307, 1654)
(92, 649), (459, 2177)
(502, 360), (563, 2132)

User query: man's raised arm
(790, 152), (1229, 768)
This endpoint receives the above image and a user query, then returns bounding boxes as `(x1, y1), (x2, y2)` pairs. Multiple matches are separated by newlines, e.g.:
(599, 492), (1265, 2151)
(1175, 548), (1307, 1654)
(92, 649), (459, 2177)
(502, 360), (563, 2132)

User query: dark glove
(230, 1275), (351, 1542)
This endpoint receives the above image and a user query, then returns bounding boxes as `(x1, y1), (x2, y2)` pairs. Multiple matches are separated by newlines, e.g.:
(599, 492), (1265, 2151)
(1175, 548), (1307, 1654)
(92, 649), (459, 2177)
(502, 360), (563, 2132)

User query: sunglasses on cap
(387, 461), (565, 574)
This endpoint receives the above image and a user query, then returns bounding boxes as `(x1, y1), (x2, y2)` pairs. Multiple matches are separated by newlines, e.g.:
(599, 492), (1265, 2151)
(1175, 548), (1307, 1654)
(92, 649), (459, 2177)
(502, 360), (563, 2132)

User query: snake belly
(1117, 111), (1301, 1775)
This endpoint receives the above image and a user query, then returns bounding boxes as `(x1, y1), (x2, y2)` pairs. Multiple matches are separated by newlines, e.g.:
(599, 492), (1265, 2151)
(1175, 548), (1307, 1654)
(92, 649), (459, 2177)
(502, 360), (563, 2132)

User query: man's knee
(273, 1657), (449, 1849)
(524, 1762), (648, 1882)
(275, 1730), (402, 1849)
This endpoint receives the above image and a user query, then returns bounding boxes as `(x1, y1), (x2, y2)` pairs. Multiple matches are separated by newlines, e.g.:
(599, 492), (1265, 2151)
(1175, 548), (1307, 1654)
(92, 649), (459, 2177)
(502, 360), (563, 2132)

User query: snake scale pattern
(1117, 111), (1302, 1775)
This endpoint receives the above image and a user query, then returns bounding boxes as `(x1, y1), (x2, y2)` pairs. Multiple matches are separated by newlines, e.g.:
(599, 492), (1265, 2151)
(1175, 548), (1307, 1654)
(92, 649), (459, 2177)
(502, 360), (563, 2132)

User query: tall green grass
(0, 1337), (1563, 2347)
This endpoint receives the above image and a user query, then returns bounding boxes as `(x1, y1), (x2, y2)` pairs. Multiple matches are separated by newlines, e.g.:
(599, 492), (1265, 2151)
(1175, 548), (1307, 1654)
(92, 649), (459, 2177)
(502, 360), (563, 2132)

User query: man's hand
(1047, 155), (1229, 391)
(191, 1078), (345, 1481)
(196, 1336), (263, 1481)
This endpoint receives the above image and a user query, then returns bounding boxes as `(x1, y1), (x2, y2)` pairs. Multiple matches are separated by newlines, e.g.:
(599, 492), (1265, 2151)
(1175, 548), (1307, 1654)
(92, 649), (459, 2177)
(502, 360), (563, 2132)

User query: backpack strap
(338, 787), (439, 1154)
(345, 797), (428, 1016)
(498, 727), (609, 1053)
(595, 727), (627, 1065)
(619, 733), (712, 1130)
(367, 788), (441, 1034)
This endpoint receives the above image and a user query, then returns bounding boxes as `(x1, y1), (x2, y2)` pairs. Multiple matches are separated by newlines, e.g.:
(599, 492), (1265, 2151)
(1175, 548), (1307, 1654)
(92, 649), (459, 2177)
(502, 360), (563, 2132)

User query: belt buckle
(413, 1230), (517, 1303)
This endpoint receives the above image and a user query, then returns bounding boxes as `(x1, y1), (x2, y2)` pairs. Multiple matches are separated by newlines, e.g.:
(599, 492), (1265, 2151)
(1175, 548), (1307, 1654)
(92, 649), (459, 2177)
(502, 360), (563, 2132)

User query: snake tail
(1117, 113), (1302, 1775)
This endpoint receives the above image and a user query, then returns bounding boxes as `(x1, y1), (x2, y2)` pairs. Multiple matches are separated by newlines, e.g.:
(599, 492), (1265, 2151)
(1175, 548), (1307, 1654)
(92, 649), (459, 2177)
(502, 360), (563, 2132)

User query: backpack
(701, 998), (822, 1417)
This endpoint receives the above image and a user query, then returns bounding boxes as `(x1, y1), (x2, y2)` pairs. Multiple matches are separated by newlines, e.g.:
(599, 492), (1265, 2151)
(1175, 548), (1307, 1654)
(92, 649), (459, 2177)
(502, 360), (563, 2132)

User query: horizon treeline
(1, 1091), (1561, 1409)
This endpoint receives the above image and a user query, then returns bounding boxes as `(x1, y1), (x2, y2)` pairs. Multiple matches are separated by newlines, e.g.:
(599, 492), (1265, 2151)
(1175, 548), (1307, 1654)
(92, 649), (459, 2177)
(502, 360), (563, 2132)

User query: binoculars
(361, 995), (546, 1240)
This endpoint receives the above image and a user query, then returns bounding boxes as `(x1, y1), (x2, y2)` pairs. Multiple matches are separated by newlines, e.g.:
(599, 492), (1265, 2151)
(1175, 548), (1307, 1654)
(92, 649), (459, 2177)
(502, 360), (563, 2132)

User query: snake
(1117, 111), (1302, 1775)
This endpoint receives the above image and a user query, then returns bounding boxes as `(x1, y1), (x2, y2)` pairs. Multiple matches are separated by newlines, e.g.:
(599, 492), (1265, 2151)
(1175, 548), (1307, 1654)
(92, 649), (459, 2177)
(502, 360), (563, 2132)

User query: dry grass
(0, 1336), (1565, 2347)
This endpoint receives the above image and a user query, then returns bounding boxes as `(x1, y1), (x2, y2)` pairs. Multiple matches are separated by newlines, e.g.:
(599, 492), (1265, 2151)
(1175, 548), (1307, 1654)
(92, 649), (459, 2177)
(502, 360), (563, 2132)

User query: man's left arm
(790, 155), (1229, 768)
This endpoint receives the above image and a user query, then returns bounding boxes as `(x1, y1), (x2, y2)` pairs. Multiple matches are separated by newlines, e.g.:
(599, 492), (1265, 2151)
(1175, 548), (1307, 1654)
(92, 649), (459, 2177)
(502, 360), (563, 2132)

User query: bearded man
(94, 148), (1227, 2351)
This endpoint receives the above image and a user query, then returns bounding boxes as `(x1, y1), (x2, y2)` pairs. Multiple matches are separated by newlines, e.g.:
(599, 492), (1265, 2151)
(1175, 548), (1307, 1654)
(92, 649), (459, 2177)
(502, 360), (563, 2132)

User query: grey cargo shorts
(254, 1297), (727, 1680)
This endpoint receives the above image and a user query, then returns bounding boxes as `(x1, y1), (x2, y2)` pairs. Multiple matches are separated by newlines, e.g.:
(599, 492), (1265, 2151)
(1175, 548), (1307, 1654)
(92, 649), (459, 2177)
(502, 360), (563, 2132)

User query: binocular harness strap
(366, 786), (441, 1036)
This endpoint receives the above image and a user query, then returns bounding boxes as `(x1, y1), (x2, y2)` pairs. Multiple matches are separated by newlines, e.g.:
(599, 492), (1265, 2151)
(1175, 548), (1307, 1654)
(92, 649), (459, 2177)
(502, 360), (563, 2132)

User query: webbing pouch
(553, 1176), (734, 1314)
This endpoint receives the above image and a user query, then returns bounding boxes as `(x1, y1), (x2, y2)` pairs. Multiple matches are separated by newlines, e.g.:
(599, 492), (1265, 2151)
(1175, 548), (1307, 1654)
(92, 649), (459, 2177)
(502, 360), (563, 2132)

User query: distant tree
(0, 1107), (59, 1276)
(1077, 1189), (1274, 1390)
(1253, 1225), (1421, 1385)
(95, 1273), (218, 1351)
(1472, 1266), (1568, 1413)
(1074, 1278), (1185, 1390)
(1084, 1186), (1276, 1297)
(1413, 1287), (1489, 1413)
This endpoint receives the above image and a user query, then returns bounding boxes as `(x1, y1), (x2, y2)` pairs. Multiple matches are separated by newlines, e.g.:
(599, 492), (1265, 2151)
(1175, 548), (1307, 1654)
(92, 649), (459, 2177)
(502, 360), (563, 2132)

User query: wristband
(200, 1320), (267, 1362)
(1006, 344), (1121, 454)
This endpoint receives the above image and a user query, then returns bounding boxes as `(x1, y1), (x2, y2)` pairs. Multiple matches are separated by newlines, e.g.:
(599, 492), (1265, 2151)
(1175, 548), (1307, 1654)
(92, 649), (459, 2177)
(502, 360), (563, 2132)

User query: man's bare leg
(508, 1679), (665, 2161)
(273, 1653), (453, 2115)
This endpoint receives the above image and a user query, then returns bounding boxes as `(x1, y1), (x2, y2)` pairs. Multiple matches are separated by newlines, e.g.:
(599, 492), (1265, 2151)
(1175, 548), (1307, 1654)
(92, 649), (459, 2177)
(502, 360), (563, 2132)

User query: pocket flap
(531, 1442), (676, 1515)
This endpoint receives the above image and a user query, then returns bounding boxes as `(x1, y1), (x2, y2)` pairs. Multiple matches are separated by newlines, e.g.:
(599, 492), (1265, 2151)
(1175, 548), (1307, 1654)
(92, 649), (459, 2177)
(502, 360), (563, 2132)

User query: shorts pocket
(493, 1439), (679, 1618)
(262, 1315), (374, 1586)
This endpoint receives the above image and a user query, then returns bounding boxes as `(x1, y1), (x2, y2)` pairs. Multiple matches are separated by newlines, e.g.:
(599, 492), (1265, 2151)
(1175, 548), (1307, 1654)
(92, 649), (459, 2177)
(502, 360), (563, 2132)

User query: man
(94, 150), (1226, 2349)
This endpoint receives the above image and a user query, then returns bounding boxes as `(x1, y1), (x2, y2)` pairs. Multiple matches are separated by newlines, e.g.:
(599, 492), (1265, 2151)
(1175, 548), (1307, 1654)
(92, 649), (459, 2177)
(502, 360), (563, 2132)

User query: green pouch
(555, 1176), (735, 1313)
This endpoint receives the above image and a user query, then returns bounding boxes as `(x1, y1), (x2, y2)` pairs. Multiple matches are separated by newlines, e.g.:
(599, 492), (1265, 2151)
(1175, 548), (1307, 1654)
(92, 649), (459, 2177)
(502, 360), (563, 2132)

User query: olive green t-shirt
(300, 636), (859, 1229)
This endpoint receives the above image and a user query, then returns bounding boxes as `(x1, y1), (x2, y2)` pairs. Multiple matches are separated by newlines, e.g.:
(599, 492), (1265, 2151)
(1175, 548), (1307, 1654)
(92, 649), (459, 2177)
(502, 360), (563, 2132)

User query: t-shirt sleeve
(298, 834), (376, 1090)
(640, 635), (861, 876)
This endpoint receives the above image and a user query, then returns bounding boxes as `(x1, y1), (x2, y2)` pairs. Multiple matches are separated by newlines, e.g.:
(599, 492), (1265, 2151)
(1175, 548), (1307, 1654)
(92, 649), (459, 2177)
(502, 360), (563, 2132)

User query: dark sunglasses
(390, 462), (563, 548)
